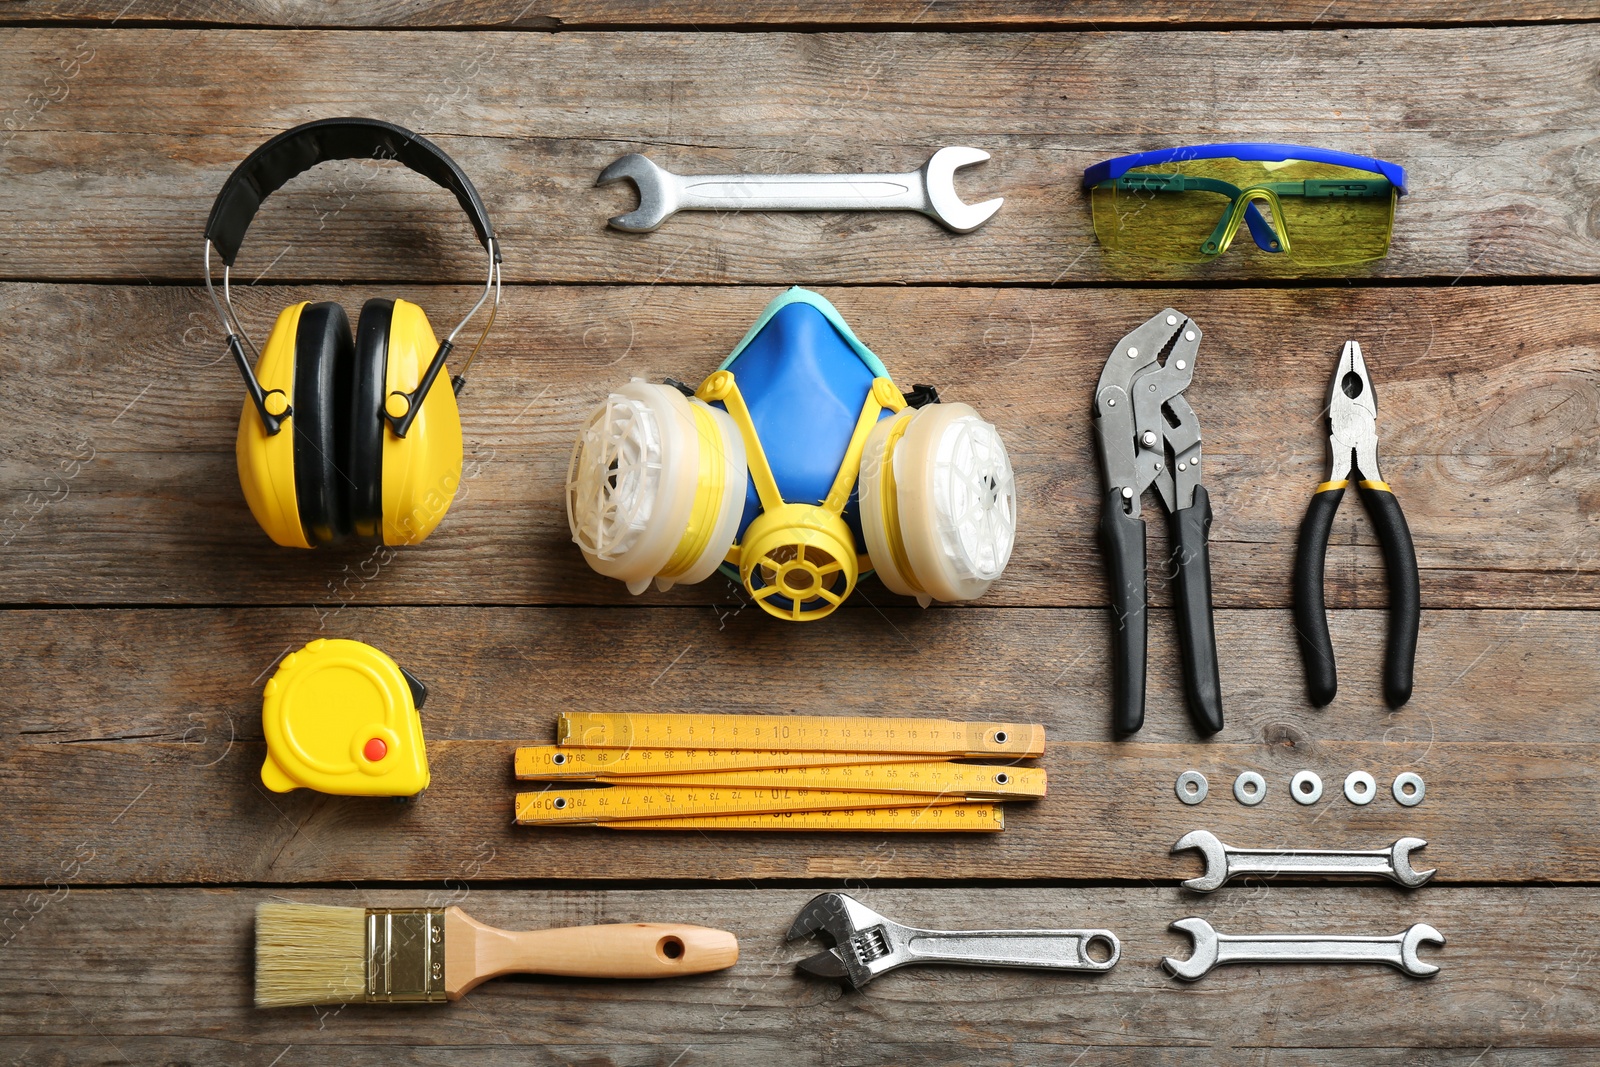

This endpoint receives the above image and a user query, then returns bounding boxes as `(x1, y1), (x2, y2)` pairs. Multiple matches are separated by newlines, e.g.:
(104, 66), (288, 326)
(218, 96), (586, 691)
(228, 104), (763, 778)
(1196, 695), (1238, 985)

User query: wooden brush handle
(443, 908), (738, 997)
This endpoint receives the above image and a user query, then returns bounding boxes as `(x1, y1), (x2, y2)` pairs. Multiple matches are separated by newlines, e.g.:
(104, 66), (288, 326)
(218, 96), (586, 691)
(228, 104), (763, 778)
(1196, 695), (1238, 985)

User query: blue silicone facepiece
(712, 288), (892, 582)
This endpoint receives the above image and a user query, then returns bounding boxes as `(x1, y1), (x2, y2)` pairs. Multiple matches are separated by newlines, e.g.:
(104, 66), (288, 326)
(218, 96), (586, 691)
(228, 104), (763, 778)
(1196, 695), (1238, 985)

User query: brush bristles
(254, 903), (368, 1008)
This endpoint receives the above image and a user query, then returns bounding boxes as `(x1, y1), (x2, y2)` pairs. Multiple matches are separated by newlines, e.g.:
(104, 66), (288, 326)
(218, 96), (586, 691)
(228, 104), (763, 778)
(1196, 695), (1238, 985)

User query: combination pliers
(1293, 340), (1419, 708)
(1092, 309), (1223, 737)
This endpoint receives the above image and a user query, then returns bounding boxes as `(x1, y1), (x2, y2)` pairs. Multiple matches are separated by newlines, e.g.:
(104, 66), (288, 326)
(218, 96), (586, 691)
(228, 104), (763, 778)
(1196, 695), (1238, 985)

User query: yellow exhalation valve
(260, 639), (430, 797)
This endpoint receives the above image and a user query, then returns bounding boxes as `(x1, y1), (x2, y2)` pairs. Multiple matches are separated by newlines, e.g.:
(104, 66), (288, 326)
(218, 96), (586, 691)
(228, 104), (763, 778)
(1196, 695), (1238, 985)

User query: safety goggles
(1082, 144), (1406, 265)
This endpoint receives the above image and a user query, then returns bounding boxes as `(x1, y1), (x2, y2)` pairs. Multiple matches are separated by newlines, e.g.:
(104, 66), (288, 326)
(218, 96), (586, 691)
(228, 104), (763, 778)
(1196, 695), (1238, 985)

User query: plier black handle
(1292, 341), (1420, 708)
(1093, 310), (1224, 737)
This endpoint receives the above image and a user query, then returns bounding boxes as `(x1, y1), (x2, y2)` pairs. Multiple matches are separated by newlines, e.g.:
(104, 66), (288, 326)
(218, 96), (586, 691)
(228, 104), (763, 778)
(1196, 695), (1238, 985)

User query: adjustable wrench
(787, 892), (1118, 989)
(1164, 917), (1444, 980)
(1173, 829), (1435, 892)
(597, 147), (1003, 233)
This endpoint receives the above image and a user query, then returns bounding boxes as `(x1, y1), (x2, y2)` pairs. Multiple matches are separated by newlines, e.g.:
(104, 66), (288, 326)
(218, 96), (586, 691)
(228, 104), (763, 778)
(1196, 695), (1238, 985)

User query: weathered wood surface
(2, 1), (1594, 28)
(2, 9), (1596, 1065)
(3, 606), (1594, 884)
(2, 28), (1599, 284)
(4, 283), (1596, 608)
(1, 887), (1596, 1065)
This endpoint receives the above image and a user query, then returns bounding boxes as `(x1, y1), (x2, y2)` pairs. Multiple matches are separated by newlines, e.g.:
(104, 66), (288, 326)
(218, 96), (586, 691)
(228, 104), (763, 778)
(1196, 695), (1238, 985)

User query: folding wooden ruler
(515, 745), (934, 778)
(517, 711), (1047, 831)
(517, 757), (1046, 798)
(556, 712), (1045, 757)
(601, 804), (1004, 832)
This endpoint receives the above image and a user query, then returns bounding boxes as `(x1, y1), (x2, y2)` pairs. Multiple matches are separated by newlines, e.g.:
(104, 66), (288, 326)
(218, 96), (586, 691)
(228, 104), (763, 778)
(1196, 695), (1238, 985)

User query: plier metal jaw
(1292, 341), (1420, 709)
(1092, 309), (1224, 737)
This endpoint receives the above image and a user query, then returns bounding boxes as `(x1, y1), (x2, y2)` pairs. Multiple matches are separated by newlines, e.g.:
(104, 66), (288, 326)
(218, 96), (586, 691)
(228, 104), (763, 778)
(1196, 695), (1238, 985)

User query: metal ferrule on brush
(365, 908), (448, 1003)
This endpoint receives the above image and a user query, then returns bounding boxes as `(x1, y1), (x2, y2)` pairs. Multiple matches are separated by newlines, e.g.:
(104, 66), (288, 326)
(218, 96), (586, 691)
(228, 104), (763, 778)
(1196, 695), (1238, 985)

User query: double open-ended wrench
(787, 892), (1119, 989)
(1173, 829), (1435, 892)
(1164, 917), (1444, 980)
(597, 147), (1003, 233)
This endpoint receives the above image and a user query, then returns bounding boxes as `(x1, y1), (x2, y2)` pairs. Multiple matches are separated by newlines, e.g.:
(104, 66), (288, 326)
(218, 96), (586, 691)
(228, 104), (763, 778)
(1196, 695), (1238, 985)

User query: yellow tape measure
(601, 803), (1004, 832)
(515, 745), (934, 779)
(515, 785), (970, 825)
(557, 712), (1045, 758)
(534, 761), (1045, 799)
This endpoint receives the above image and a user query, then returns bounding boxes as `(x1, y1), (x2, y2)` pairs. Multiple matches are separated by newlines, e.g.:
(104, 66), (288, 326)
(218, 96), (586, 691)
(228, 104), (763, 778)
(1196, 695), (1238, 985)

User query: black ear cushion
(348, 298), (393, 540)
(292, 301), (355, 546)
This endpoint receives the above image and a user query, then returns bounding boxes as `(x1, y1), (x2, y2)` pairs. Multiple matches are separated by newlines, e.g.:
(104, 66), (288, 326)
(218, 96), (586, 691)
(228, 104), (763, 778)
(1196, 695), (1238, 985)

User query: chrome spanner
(1164, 917), (1443, 980)
(1173, 829), (1435, 892)
(787, 892), (1119, 989)
(597, 147), (1003, 233)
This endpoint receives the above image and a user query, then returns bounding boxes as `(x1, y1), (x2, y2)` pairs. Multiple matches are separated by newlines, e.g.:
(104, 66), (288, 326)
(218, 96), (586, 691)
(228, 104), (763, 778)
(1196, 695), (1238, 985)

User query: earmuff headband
(205, 117), (501, 438)
(204, 117), (497, 266)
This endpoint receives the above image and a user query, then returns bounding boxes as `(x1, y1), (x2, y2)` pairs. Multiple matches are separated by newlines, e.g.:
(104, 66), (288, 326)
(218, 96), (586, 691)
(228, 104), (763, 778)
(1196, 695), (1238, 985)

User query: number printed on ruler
(557, 712), (1046, 757)
(514, 785), (973, 825)
(602, 803), (1006, 832)
(581, 761), (1047, 798)
(515, 745), (935, 779)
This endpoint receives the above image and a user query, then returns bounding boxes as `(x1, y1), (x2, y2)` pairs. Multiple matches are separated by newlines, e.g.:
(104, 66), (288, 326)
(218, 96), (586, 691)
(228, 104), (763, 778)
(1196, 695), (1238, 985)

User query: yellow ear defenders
(203, 117), (501, 548)
(566, 290), (1018, 621)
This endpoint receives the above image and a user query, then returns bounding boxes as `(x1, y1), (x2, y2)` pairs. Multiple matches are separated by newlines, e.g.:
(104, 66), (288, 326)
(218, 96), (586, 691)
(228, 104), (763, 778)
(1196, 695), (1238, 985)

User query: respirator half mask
(566, 288), (1017, 622)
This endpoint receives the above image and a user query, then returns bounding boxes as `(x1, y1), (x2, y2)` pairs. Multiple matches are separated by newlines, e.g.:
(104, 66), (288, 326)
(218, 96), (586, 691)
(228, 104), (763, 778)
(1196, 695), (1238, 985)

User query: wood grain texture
(1, 12), (1594, 1063)
(2, 28), (1598, 283)
(3, 283), (1595, 608)
(2, 606), (1594, 885)
(1, 1), (1595, 28)
(1, 887), (1596, 1065)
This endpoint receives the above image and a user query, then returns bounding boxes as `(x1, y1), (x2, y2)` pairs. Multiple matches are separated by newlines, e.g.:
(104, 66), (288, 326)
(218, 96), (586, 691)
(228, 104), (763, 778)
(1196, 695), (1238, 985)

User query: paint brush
(254, 903), (738, 1007)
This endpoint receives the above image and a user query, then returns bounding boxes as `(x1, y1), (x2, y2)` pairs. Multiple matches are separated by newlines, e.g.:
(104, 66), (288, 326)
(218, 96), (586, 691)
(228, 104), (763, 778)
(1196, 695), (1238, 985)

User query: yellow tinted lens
(1266, 161), (1396, 264)
(1090, 168), (1233, 263)
(1090, 156), (1396, 265)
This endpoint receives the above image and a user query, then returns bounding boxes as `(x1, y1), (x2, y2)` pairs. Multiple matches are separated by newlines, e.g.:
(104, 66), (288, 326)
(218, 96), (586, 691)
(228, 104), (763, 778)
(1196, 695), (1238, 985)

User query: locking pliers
(1092, 309), (1223, 736)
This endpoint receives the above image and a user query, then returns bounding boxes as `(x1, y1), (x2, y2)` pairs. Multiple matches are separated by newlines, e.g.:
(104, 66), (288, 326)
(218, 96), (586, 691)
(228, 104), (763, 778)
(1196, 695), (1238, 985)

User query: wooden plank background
(1, 7), (1597, 1065)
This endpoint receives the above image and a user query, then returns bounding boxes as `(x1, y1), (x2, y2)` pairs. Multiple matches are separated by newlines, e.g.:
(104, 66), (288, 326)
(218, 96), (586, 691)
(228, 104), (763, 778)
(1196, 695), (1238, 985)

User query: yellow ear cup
(859, 402), (1016, 605)
(235, 302), (312, 549)
(566, 380), (747, 595)
(379, 300), (463, 545)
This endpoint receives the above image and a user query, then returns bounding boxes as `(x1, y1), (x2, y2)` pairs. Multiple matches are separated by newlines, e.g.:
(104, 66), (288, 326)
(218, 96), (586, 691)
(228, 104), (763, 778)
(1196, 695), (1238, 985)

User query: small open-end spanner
(787, 892), (1119, 989)
(597, 147), (1003, 233)
(1092, 309), (1222, 736)
(1173, 829), (1435, 892)
(1164, 917), (1443, 980)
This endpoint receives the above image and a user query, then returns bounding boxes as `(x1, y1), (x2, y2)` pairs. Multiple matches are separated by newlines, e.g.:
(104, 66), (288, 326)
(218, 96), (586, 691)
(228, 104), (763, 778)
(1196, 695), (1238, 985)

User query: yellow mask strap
(823, 378), (907, 515)
(659, 402), (728, 580)
(877, 412), (925, 596)
(697, 370), (783, 512)
(697, 369), (907, 520)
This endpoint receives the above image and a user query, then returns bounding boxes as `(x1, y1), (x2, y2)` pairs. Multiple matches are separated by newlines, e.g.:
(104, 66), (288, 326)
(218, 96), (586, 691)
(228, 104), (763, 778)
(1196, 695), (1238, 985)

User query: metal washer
(1393, 771), (1426, 807)
(1233, 771), (1266, 806)
(1175, 771), (1208, 805)
(1290, 770), (1323, 805)
(1344, 770), (1377, 805)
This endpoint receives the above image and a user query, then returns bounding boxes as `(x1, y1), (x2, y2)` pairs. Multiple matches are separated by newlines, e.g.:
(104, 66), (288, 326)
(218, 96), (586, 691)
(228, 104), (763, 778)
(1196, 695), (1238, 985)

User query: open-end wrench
(1173, 829), (1435, 893)
(597, 147), (1003, 233)
(1164, 917), (1444, 980)
(786, 892), (1119, 990)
